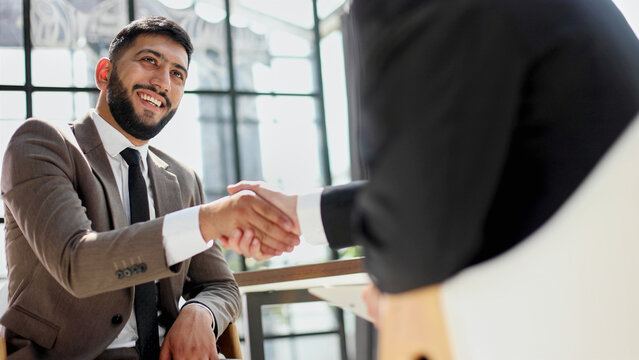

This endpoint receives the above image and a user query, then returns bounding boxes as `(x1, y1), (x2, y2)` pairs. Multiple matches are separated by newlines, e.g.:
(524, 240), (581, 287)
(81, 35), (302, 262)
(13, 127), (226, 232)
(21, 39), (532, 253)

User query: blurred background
(0, 0), (637, 358)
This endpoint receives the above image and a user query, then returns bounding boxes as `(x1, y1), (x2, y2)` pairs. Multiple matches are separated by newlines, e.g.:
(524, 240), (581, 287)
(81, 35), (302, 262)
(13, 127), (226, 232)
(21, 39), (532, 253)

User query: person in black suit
(224, 0), (639, 301)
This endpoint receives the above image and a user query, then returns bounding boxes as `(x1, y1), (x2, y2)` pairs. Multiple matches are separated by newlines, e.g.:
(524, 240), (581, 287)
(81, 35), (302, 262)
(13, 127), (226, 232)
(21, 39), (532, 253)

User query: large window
(0, 0), (353, 272)
(0, 1), (352, 358)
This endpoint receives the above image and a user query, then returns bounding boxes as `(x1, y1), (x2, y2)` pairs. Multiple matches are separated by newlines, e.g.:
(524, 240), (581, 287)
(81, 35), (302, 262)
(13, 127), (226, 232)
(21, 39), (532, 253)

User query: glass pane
(231, 0), (317, 93)
(32, 91), (98, 122)
(0, 92), (26, 120)
(152, 94), (234, 199)
(320, 31), (350, 185)
(0, 49), (26, 86)
(262, 302), (338, 337)
(0, 1), (25, 85)
(237, 95), (324, 191)
(264, 334), (341, 360)
(136, 0), (230, 90)
(317, 0), (347, 19)
(234, 0), (314, 29)
(30, 0), (128, 87)
(237, 95), (331, 270)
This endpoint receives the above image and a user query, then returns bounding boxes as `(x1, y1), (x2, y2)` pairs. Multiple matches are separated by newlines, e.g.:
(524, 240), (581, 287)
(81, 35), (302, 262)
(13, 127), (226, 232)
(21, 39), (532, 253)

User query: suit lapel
(148, 150), (185, 310)
(71, 114), (128, 229)
(147, 151), (183, 217)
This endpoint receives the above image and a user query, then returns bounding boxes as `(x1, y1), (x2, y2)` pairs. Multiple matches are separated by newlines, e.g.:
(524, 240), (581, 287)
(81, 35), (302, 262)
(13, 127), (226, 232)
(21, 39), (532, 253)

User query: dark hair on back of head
(108, 16), (193, 65)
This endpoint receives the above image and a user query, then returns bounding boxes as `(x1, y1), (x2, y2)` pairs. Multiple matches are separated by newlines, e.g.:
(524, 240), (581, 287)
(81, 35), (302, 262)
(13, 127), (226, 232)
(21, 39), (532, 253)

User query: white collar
(90, 110), (150, 168)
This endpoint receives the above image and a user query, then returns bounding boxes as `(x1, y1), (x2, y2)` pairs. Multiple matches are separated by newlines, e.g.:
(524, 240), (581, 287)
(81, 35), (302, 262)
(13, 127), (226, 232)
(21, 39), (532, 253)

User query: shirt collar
(90, 110), (150, 168)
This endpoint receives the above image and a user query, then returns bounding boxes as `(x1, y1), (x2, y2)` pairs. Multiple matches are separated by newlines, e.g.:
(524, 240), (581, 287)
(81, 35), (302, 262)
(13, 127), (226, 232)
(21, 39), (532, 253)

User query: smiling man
(1, 17), (299, 359)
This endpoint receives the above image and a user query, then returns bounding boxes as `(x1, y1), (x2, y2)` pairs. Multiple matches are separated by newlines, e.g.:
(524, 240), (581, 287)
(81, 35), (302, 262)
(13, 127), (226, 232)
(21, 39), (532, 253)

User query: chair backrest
(440, 113), (639, 359)
(218, 323), (243, 359)
(378, 284), (452, 360)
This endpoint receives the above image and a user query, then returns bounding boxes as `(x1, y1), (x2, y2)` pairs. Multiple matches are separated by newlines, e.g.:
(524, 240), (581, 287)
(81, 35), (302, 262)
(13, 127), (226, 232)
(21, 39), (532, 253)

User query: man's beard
(106, 67), (176, 140)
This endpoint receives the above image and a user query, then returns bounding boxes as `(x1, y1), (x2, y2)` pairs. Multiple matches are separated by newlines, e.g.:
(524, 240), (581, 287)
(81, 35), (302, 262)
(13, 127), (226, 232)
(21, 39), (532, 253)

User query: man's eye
(172, 71), (183, 79)
(143, 57), (156, 64)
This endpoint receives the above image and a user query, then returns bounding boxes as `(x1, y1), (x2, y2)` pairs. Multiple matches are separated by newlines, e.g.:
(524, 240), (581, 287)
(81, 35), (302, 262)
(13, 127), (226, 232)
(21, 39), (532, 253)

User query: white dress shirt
(296, 188), (329, 246)
(88, 111), (213, 349)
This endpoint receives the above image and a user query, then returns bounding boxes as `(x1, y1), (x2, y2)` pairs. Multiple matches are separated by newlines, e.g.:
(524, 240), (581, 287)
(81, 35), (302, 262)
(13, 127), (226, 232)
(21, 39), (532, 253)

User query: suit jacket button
(139, 263), (147, 273)
(115, 270), (124, 279)
(112, 314), (123, 324)
(123, 268), (132, 277)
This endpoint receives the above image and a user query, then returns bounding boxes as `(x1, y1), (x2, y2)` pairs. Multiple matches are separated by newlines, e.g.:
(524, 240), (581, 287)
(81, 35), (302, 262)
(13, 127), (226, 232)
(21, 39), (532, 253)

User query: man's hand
(227, 181), (300, 234)
(222, 181), (300, 258)
(362, 283), (383, 327)
(199, 189), (300, 255)
(219, 228), (275, 261)
(159, 305), (218, 360)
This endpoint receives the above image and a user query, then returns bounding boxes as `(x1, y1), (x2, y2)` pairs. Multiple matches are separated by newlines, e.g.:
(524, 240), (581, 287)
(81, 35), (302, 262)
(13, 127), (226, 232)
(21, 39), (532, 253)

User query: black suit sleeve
(320, 181), (366, 249)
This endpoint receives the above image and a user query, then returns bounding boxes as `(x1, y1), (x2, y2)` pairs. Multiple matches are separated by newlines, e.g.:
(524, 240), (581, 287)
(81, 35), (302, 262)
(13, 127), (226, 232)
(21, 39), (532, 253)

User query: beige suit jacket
(0, 114), (240, 359)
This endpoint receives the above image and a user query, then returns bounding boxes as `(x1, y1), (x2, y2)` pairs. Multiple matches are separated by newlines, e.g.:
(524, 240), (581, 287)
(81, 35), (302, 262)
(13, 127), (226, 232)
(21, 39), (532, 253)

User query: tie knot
(120, 148), (141, 167)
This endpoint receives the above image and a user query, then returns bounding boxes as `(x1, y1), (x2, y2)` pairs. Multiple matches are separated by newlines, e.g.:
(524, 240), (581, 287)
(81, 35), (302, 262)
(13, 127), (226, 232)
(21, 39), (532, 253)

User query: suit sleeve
(1, 119), (179, 298)
(319, 181), (366, 249)
(182, 173), (240, 336)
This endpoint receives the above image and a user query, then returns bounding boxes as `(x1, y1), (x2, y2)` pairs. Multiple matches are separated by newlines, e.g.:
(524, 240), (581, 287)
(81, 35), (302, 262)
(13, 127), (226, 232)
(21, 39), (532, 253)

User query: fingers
(248, 219), (299, 253)
(220, 229), (279, 260)
(362, 284), (382, 327)
(229, 181), (301, 235)
(227, 180), (263, 195)
(236, 193), (299, 252)
(249, 192), (296, 234)
(238, 228), (254, 256)
(201, 190), (300, 254)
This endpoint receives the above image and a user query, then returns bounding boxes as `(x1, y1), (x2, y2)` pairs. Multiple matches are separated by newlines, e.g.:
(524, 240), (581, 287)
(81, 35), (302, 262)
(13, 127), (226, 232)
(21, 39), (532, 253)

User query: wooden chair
(378, 285), (451, 360)
(218, 323), (242, 359)
(0, 337), (5, 360)
(378, 114), (639, 360)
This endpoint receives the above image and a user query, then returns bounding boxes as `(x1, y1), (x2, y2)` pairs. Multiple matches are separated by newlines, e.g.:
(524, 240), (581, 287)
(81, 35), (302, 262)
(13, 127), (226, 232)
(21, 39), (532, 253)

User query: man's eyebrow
(135, 48), (188, 75)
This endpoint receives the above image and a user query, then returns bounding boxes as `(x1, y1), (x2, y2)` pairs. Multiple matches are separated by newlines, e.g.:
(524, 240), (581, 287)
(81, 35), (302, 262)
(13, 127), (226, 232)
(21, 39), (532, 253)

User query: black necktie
(120, 148), (160, 360)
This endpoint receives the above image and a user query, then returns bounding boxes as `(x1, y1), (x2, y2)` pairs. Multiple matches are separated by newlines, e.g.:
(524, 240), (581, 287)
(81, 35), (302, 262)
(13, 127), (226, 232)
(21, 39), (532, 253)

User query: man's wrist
(182, 302), (215, 329)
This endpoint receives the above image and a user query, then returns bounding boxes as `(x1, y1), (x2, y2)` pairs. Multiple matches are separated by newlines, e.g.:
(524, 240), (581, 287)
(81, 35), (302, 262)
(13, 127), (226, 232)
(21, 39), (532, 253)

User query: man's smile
(136, 90), (165, 111)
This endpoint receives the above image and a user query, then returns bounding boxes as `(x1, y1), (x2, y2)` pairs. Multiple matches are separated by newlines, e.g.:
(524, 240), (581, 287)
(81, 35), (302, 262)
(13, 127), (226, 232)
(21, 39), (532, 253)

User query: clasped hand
(212, 182), (385, 327)
(198, 187), (300, 258)
(214, 181), (301, 260)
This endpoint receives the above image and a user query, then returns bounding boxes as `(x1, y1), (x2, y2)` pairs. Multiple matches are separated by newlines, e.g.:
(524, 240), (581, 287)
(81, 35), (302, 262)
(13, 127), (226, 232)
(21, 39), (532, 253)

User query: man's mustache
(132, 84), (172, 109)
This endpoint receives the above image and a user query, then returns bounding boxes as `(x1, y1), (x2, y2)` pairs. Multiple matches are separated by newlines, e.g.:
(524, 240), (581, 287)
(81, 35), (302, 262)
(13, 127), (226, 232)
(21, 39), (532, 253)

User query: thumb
(227, 180), (262, 195)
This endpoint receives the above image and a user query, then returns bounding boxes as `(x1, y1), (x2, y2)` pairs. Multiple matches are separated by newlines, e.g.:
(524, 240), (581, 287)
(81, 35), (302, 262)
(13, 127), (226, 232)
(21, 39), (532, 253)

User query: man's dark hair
(108, 16), (193, 65)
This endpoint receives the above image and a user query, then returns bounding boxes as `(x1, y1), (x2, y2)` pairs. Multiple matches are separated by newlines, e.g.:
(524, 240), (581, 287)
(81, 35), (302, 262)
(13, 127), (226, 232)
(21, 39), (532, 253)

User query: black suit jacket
(321, 0), (639, 293)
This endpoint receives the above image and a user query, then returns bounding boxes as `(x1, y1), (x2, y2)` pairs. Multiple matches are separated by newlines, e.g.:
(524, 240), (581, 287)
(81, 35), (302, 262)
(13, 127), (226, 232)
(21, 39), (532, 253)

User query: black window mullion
(23, 0), (32, 118)
(223, 0), (247, 271)
(224, 0), (242, 184)
(128, 0), (135, 21)
(312, 0), (332, 188)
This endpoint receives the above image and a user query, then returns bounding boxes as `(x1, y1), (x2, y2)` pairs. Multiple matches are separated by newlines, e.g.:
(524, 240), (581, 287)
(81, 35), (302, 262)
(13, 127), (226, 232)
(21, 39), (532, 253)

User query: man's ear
(95, 58), (112, 90)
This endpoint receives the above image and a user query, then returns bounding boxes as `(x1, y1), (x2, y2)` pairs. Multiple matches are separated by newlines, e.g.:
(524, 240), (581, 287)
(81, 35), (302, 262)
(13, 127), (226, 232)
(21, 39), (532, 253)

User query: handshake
(202, 180), (385, 324)
(198, 180), (302, 261)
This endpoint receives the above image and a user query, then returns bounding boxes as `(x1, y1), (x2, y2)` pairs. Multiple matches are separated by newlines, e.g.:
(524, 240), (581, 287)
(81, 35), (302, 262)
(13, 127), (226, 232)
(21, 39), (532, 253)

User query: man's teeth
(140, 93), (161, 107)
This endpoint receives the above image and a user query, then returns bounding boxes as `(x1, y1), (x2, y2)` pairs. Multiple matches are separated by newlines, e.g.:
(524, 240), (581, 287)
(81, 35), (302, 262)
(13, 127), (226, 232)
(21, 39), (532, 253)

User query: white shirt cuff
(162, 205), (212, 266)
(297, 188), (329, 245)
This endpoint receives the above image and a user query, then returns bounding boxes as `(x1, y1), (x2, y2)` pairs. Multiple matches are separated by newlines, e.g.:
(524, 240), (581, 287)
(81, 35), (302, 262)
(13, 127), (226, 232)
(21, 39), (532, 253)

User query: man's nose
(150, 68), (170, 94)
